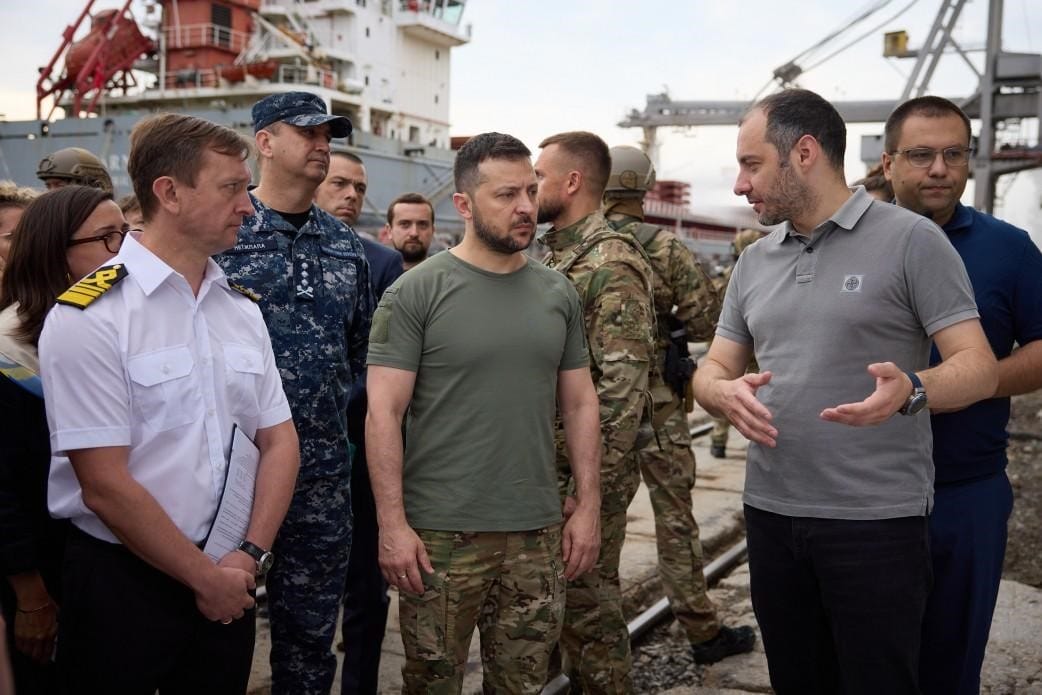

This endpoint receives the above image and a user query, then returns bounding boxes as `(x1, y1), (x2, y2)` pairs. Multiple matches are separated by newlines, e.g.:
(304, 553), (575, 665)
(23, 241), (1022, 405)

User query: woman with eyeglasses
(0, 185), (127, 693)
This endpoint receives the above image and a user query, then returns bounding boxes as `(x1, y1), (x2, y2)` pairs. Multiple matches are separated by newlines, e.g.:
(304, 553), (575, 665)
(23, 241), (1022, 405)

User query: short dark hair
(386, 192), (434, 225)
(331, 150), (364, 166)
(453, 132), (531, 195)
(0, 185), (112, 344)
(884, 96), (972, 153)
(117, 193), (140, 217)
(129, 113), (251, 223)
(751, 89), (847, 171)
(538, 131), (612, 195)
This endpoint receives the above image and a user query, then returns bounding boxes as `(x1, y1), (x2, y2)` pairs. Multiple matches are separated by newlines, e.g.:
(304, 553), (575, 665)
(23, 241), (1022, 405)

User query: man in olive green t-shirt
(365, 132), (603, 694)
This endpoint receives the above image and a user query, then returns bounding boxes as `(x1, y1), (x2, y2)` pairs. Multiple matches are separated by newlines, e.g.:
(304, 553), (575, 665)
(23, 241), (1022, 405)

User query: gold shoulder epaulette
(56, 264), (128, 310)
(229, 283), (261, 302)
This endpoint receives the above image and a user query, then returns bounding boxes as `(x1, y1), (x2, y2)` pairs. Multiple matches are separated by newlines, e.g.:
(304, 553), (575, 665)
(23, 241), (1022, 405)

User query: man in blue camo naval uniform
(216, 92), (373, 695)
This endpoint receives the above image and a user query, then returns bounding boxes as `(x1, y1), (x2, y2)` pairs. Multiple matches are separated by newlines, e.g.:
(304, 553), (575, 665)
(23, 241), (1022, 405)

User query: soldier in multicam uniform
(709, 228), (763, 459)
(36, 147), (114, 193)
(604, 146), (757, 664)
(536, 131), (655, 693)
(216, 92), (373, 695)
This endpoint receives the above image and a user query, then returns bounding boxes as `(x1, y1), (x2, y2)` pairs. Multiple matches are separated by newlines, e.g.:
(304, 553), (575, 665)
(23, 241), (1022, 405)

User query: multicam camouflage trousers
(558, 449), (641, 694)
(399, 526), (566, 694)
(638, 399), (721, 644)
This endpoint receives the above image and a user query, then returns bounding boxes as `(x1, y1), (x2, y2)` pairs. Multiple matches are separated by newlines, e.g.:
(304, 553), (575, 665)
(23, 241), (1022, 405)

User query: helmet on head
(732, 229), (762, 257)
(37, 147), (113, 192)
(606, 145), (655, 194)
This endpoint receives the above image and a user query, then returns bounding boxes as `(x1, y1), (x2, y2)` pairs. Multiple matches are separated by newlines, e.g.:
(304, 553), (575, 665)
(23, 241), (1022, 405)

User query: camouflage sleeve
(584, 258), (654, 468)
(350, 253), (374, 382)
(669, 237), (721, 342)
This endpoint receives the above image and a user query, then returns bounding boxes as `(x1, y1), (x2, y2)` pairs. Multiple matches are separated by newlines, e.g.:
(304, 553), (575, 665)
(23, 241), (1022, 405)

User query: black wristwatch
(238, 540), (275, 576)
(899, 371), (928, 416)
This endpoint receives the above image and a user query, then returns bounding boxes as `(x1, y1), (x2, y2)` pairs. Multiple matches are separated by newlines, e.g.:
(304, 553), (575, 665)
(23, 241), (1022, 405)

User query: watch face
(905, 393), (928, 415)
(258, 552), (275, 574)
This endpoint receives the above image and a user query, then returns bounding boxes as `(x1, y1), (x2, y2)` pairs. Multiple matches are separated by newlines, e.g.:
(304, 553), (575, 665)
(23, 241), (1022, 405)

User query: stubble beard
(473, 205), (532, 255)
(536, 195), (563, 226)
(757, 163), (815, 227)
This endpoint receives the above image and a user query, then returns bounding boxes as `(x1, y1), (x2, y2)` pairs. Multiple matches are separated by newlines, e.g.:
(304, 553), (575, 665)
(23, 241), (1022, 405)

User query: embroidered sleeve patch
(56, 264), (128, 310)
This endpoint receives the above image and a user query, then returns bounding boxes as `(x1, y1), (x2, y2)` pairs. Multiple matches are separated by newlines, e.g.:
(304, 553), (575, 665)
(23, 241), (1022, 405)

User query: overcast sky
(2, 0), (1040, 239)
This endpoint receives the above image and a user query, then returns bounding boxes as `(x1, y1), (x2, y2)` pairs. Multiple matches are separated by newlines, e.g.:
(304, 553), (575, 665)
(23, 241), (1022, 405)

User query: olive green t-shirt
(366, 251), (589, 532)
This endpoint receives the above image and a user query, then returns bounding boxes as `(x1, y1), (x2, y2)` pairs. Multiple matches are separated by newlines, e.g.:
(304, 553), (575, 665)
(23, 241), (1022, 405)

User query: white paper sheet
(203, 425), (260, 562)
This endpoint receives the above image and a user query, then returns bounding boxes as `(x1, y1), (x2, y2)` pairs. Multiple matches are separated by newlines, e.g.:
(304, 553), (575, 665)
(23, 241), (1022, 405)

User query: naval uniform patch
(229, 283), (261, 302)
(56, 264), (128, 310)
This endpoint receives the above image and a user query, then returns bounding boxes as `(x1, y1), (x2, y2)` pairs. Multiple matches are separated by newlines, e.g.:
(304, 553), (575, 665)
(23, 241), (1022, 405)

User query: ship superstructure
(2, 0), (472, 235)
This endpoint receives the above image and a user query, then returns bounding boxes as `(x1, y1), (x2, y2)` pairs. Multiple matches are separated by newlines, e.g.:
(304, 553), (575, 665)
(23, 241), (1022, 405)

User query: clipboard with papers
(203, 424), (260, 562)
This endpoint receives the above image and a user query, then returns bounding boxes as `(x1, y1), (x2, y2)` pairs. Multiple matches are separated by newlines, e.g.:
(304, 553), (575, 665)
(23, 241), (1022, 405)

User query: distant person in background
(315, 150), (402, 695)
(35, 148), (113, 194)
(378, 193), (436, 270)
(1, 185), (127, 694)
(884, 95), (1042, 695)
(0, 183), (37, 277)
(852, 162), (893, 202)
(118, 194), (145, 229)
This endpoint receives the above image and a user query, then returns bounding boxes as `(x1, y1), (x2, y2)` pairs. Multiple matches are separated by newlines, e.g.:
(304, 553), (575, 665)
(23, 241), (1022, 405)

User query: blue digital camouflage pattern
(216, 193), (372, 695)
(216, 192), (373, 481)
(251, 91), (353, 138)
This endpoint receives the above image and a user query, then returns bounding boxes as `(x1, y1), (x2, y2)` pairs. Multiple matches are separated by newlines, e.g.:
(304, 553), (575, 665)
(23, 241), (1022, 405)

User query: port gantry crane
(620, 0), (1042, 213)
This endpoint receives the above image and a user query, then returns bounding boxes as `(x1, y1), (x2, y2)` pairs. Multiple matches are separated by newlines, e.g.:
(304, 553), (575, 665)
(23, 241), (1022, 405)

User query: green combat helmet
(732, 228), (762, 258)
(37, 147), (114, 193)
(606, 145), (656, 194)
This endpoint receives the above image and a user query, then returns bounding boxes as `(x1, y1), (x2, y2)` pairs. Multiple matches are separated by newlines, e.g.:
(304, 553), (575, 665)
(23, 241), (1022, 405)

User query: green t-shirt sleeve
(559, 281), (590, 371)
(366, 282), (423, 372)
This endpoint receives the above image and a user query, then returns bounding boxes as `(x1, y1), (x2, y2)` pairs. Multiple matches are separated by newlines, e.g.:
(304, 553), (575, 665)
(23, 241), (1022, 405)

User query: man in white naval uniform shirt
(40, 114), (300, 693)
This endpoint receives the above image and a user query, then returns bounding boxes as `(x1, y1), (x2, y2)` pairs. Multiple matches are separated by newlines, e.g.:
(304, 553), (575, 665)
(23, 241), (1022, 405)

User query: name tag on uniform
(224, 238), (279, 254)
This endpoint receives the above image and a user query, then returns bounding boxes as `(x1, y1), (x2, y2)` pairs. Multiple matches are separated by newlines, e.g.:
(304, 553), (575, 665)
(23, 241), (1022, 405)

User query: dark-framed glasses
(894, 146), (973, 168)
(68, 228), (129, 254)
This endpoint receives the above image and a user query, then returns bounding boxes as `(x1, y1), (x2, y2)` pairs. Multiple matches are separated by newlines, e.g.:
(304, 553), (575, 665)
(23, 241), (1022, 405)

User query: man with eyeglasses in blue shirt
(884, 96), (1042, 695)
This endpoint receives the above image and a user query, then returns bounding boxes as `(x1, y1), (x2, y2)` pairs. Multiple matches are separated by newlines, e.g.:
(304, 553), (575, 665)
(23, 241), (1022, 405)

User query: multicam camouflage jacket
(542, 210), (656, 471)
(216, 192), (373, 479)
(606, 213), (721, 350)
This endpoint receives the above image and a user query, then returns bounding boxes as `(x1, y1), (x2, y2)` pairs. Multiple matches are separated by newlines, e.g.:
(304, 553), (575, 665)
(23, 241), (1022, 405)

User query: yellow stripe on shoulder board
(229, 283), (261, 302)
(56, 264), (128, 310)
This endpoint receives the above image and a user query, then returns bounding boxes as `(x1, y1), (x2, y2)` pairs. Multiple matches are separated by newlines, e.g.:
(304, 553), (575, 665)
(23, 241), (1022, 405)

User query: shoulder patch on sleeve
(229, 283), (261, 302)
(56, 264), (128, 310)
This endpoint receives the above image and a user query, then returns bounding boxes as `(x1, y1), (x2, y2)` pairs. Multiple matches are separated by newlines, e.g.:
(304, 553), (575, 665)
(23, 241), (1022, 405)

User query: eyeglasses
(68, 228), (129, 254)
(893, 146), (973, 168)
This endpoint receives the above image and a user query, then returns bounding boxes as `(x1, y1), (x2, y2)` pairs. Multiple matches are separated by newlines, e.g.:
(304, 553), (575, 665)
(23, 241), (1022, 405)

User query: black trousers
(340, 390), (389, 695)
(744, 505), (932, 695)
(58, 527), (255, 695)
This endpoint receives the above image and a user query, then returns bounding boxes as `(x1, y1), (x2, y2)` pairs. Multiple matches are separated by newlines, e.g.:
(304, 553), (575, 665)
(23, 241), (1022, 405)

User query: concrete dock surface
(248, 426), (1042, 694)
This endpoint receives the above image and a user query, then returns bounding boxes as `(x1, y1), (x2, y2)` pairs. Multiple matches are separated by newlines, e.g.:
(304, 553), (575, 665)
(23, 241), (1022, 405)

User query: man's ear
(255, 129), (274, 159)
(151, 176), (180, 215)
(452, 192), (472, 221)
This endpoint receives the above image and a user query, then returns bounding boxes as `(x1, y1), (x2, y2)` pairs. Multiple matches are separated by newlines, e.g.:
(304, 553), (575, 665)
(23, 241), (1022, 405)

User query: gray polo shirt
(717, 187), (978, 520)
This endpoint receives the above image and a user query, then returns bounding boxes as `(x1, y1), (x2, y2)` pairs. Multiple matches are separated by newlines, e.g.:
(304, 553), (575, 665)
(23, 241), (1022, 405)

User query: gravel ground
(1003, 391), (1042, 588)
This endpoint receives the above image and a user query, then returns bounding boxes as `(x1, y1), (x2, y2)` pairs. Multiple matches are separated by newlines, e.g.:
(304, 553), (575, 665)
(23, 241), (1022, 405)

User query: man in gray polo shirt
(693, 88), (997, 695)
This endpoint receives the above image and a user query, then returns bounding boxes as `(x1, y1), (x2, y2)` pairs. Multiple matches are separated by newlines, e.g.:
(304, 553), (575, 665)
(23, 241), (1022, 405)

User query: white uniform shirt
(41, 233), (292, 544)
